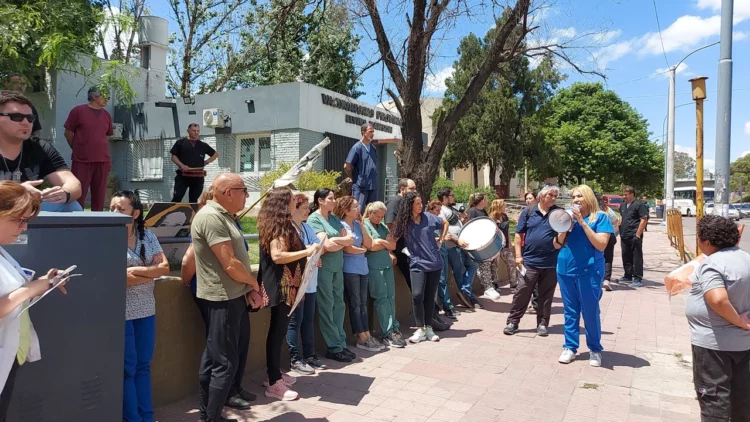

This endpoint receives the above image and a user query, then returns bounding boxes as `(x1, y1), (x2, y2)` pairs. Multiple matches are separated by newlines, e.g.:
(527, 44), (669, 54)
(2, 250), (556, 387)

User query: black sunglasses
(227, 187), (248, 194)
(0, 113), (36, 123)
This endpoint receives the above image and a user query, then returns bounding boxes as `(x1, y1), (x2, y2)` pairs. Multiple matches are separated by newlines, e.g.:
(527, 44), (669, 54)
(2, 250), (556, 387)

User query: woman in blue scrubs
(556, 185), (613, 367)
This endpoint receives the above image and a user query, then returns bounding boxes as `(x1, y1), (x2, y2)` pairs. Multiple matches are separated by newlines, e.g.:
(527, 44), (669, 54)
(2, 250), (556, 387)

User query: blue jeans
(352, 184), (378, 214)
(40, 201), (84, 212)
(124, 315), (156, 422)
(557, 267), (604, 354)
(286, 293), (317, 362)
(437, 248), (454, 310)
(446, 247), (477, 299)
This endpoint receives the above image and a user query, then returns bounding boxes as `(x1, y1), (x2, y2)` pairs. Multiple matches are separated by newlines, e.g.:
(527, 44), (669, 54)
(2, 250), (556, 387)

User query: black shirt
(467, 207), (488, 220)
(0, 138), (68, 182)
(496, 213), (510, 249)
(620, 199), (649, 238)
(385, 194), (405, 250)
(258, 243), (306, 308)
(170, 138), (216, 175)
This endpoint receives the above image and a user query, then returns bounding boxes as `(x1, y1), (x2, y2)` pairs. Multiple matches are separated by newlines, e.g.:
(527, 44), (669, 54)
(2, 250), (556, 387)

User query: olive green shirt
(306, 212), (344, 272)
(191, 201), (252, 301)
(364, 220), (393, 269)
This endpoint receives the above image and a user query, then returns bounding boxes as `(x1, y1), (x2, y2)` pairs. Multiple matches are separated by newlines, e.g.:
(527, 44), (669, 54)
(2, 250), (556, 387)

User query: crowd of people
(1, 84), (750, 422)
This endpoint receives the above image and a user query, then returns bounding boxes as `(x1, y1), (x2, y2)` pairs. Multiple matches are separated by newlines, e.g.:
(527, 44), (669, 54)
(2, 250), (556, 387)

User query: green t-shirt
(307, 211), (344, 272)
(191, 201), (252, 301)
(364, 220), (393, 269)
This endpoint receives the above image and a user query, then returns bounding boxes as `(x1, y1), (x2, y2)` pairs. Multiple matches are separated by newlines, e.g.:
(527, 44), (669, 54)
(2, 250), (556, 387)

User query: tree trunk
(489, 162), (497, 190)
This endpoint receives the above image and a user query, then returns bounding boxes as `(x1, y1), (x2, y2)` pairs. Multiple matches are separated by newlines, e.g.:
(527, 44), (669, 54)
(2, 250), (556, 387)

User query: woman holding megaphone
(553, 185), (613, 368)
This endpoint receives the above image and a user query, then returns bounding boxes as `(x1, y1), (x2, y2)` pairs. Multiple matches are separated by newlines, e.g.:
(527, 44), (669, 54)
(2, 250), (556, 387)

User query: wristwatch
(64, 190), (71, 204)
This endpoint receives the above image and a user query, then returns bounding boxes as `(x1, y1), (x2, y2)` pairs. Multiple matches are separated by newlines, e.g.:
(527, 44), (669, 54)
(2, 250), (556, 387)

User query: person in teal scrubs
(556, 185), (613, 368)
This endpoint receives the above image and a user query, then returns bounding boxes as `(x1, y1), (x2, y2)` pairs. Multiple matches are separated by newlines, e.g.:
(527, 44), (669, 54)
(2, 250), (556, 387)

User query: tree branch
(363, 0), (407, 94)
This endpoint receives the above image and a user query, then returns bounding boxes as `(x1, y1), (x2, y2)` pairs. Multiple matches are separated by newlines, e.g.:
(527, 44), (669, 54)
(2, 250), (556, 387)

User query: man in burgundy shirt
(64, 87), (114, 211)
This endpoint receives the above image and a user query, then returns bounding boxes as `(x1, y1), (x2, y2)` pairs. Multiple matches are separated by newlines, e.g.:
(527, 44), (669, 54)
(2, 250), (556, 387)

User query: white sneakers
(558, 349), (603, 367)
(483, 287), (501, 301)
(425, 327), (440, 342)
(589, 352), (602, 367)
(409, 327), (440, 343)
(558, 349), (576, 364)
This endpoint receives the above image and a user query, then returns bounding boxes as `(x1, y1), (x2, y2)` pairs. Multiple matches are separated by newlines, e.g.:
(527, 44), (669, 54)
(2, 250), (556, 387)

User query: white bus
(665, 187), (715, 216)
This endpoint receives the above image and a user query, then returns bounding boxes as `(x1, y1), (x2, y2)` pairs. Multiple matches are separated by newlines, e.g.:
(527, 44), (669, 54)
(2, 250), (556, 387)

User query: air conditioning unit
(202, 108), (225, 128)
(109, 123), (124, 141)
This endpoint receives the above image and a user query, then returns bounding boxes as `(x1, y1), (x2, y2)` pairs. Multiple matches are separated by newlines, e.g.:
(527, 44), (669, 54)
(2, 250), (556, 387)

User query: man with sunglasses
(64, 86), (113, 211)
(3, 74), (41, 138)
(192, 173), (261, 422)
(0, 91), (82, 210)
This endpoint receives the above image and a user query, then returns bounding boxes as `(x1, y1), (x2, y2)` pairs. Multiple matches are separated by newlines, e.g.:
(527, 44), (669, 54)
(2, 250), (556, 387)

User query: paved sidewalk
(157, 228), (700, 421)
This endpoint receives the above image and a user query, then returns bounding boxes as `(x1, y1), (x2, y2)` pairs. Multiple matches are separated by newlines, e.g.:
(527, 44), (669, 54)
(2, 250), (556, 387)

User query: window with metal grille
(240, 138), (256, 172)
(239, 135), (272, 173)
(129, 139), (164, 182)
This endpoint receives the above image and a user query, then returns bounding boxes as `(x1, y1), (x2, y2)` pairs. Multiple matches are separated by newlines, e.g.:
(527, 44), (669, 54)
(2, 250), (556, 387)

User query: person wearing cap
(344, 123), (378, 214)
(64, 86), (114, 211)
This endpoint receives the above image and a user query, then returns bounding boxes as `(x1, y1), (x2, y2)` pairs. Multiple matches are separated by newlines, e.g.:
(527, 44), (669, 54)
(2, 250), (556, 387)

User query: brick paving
(156, 225), (700, 421)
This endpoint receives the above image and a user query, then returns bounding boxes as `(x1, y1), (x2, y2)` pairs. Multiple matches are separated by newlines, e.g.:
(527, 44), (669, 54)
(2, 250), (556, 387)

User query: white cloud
(696, 0), (750, 22)
(741, 151), (750, 157)
(595, 30), (622, 44)
(424, 66), (453, 94)
(638, 15), (722, 56)
(676, 145), (716, 172)
(745, 121), (750, 135)
(653, 62), (690, 77)
(592, 41), (633, 68)
(551, 27), (577, 38)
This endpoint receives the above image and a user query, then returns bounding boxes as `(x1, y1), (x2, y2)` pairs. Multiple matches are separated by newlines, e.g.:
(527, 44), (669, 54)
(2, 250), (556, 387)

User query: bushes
(260, 162), (341, 192)
(430, 176), (496, 204)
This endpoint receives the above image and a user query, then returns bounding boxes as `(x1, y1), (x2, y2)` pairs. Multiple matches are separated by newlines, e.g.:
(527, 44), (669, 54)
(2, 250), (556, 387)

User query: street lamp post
(664, 42), (720, 210)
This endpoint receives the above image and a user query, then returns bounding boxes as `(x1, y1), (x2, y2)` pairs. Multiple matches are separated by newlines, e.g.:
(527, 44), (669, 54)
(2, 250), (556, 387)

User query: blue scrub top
(345, 141), (378, 190)
(556, 211), (614, 276)
(516, 205), (562, 269)
(404, 212), (444, 272)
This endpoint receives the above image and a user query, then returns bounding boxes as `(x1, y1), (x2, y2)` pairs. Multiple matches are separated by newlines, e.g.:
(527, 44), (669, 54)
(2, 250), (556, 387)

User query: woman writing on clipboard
(0, 181), (71, 421)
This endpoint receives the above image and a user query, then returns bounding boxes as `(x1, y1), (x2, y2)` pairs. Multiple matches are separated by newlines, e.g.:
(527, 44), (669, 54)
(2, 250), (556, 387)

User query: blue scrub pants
(557, 267), (603, 354)
(352, 184), (378, 214)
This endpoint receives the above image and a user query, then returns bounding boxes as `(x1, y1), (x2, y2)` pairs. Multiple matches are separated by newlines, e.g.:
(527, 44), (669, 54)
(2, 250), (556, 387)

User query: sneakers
(306, 356), (327, 370)
(370, 336), (386, 350)
(615, 277), (632, 284)
(629, 279), (643, 288)
(325, 351), (352, 362)
(265, 378), (299, 401)
(484, 287), (501, 301)
(536, 324), (548, 337)
(263, 373), (297, 387)
(603, 280), (612, 291)
(409, 328), (427, 344)
(558, 349), (576, 364)
(425, 326), (440, 342)
(342, 348), (356, 359)
(456, 291), (473, 309)
(470, 296), (484, 309)
(589, 352), (602, 367)
(444, 307), (459, 320)
(290, 360), (315, 375)
(383, 332), (407, 348)
(356, 337), (382, 352)
(503, 323), (519, 335)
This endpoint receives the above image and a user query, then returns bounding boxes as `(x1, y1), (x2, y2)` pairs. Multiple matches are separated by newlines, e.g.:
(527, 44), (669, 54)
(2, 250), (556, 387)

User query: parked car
(602, 194), (624, 210)
(704, 202), (742, 221)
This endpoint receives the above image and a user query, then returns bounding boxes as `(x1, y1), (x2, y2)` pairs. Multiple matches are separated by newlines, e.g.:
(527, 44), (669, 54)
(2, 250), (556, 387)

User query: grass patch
(239, 216), (260, 263)
(580, 383), (600, 390)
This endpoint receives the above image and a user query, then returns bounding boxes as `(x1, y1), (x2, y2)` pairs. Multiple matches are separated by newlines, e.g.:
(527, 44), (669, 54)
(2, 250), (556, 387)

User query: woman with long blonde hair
(556, 185), (613, 367)
(466, 192), (500, 302)
(487, 199), (518, 293)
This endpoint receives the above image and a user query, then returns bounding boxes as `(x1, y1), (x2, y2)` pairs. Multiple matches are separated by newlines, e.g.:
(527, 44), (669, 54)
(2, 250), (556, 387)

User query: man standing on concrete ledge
(618, 185), (649, 288)
(192, 173), (262, 422)
(345, 123), (378, 213)
(64, 86), (113, 211)
(171, 123), (218, 203)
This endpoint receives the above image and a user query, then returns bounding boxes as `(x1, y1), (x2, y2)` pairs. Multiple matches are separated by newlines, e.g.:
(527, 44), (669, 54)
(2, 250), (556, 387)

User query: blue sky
(143, 0), (749, 166)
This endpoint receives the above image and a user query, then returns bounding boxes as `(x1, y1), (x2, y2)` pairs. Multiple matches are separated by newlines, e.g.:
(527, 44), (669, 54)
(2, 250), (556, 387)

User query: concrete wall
(150, 260), (511, 406)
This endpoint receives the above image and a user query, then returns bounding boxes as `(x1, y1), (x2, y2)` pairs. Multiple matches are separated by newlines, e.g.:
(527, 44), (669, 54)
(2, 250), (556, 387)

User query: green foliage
(675, 151), (696, 179)
(430, 176), (496, 204)
(227, 0), (362, 98)
(260, 162), (341, 192)
(439, 22), (563, 186)
(730, 154), (750, 195)
(539, 82), (664, 193)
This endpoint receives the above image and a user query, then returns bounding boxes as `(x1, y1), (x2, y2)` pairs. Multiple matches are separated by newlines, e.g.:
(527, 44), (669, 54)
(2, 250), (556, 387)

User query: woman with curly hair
(257, 187), (317, 401)
(307, 188), (356, 362)
(110, 190), (170, 421)
(685, 215), (750, 420)
(333, 196), (383, 352)
(488, 199), (518, 294)
(466, 193), (500, 302)
(392, 192), (448, 343)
